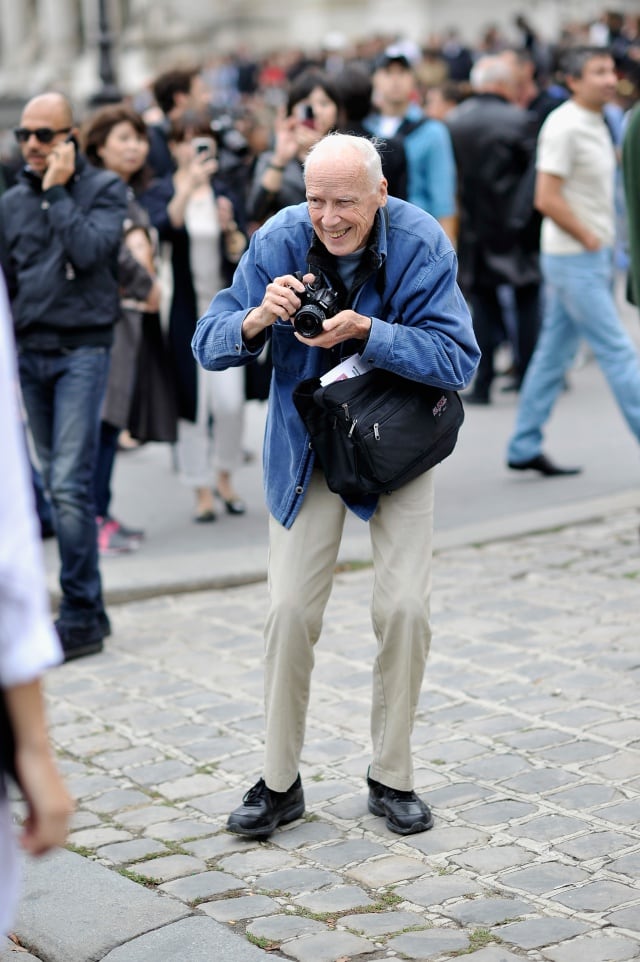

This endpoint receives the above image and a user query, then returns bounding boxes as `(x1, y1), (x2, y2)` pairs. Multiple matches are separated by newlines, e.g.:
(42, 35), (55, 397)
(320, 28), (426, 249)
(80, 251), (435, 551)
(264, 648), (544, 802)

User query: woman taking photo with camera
(247, 68), (342, 228)
(141, 117), (248, 522)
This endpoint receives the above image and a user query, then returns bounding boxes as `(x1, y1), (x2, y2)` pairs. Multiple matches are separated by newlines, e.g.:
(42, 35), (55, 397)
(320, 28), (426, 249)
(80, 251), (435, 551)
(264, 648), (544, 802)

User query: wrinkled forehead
(305, 150), (369, 189)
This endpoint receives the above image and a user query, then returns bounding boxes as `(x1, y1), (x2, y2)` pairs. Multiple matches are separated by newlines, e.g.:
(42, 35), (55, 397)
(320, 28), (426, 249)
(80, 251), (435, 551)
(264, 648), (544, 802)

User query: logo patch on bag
(432, 394), (448, 418)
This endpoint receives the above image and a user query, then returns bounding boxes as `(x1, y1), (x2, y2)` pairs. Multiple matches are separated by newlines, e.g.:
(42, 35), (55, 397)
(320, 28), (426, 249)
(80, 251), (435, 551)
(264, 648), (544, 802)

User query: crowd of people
(0, 10), (637, 648)
(2, 5), (640, 930)
(0, 10), (637, 641)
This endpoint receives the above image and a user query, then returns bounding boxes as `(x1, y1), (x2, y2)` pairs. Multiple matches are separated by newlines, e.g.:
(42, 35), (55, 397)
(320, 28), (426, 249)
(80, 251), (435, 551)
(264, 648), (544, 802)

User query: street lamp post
(90, 0), (122, 105)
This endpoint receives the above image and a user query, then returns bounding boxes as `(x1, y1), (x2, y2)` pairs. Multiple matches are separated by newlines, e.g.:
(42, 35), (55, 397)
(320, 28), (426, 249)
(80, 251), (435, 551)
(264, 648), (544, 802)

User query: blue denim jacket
(192, 197), (479, 528)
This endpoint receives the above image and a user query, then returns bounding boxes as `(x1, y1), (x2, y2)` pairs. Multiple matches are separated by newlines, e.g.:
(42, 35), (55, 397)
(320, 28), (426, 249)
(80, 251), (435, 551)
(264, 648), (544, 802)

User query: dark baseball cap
(374, 45), (413, 71)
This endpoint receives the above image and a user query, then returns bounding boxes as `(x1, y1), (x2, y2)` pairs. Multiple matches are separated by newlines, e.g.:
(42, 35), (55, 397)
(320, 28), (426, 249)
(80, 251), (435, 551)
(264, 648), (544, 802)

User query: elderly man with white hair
(192, 133), (479, 839)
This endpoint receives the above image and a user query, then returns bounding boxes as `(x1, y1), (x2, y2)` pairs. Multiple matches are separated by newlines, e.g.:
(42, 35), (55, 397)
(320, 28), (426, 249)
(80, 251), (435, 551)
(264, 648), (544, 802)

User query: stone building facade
(0, 0), (636, 109)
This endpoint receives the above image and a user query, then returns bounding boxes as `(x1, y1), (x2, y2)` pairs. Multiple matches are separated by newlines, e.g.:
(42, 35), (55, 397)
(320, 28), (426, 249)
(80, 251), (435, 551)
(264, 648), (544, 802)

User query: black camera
(209, 114), (249, 160)
(292, 272), (340, 338)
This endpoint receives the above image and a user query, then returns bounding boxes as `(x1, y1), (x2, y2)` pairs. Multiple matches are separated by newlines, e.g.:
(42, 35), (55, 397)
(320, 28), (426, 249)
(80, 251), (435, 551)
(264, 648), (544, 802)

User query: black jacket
(0, 154), (127, 350)
(446, 93), (540, 291)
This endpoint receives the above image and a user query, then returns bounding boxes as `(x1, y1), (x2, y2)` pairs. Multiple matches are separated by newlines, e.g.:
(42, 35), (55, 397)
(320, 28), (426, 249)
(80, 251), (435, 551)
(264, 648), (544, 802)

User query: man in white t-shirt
(506, 47), (640, 475)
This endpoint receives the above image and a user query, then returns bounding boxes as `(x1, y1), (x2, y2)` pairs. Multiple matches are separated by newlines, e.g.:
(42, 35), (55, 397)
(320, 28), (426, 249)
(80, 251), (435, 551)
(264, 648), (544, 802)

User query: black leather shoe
(507, 454), (582, 477)
(215, 489), (247, 516)
(55, 620), (105, 663)
(367, 775), (433, 835)
(227, 775), (305, 839)
(98, 610), (112, 638)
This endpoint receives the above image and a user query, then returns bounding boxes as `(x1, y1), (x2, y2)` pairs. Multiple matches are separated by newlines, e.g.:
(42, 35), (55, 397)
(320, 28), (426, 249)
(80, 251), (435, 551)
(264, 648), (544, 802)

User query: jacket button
(41, 201), (50, 210)
(295, 485), (303, 494)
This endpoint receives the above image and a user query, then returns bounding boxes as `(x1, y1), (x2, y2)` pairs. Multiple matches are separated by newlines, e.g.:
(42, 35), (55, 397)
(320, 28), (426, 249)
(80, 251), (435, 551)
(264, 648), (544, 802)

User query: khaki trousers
(264, 468), (434, 793)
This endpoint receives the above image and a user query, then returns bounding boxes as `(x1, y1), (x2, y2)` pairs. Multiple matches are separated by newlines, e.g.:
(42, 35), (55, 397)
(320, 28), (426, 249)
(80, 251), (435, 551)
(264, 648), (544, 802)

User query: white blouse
(0, 276), (61, 934)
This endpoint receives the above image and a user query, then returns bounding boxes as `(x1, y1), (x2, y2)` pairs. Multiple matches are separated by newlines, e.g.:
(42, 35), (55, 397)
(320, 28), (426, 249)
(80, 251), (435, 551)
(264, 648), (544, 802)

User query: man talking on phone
(0, 93), (127, 662)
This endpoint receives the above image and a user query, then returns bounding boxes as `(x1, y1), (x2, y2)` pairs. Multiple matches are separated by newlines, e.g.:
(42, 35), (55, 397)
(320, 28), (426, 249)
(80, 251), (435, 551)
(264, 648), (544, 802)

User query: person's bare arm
(437, 214), (458, 247)
(4, 680), (74, 855)
(535, 171), (601, 251)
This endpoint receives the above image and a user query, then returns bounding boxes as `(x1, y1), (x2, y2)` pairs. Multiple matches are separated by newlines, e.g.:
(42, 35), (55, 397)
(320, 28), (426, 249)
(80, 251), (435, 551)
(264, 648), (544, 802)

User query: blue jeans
(18, 346), (110, 628)
(31, 457), (54, 535)
(507, 248), (640, 463)
(94, 420), (120, 519)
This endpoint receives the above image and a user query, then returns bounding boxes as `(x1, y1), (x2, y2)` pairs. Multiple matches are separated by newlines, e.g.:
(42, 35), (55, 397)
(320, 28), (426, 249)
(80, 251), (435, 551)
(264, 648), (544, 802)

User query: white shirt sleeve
(0, 278), (61, 686)
(536, 109), (573, 180)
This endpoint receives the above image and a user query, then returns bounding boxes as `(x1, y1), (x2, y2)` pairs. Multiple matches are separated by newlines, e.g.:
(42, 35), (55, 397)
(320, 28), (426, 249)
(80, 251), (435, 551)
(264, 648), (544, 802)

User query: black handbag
(293, 367), (464, 499)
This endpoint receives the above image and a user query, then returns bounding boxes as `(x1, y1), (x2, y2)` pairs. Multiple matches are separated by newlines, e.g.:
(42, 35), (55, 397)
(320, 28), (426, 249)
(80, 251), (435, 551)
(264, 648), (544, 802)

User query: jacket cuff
(359, 316), (393, 368)
(42, 186), (67, 204)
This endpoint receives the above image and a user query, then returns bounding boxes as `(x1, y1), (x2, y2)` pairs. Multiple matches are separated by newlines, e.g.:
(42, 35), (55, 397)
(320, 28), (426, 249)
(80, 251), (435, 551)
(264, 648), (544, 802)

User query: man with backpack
(366, 45), (457, 243)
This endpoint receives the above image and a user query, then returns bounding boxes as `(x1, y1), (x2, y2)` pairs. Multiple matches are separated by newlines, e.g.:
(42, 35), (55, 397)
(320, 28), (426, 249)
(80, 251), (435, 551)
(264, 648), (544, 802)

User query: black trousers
(470, 283), (541, 400)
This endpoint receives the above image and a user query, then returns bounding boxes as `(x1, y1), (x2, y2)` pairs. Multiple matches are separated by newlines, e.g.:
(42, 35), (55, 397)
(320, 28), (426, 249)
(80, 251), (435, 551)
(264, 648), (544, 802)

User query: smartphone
(193, 137), (213, 157)
(298, 105), (315, 129)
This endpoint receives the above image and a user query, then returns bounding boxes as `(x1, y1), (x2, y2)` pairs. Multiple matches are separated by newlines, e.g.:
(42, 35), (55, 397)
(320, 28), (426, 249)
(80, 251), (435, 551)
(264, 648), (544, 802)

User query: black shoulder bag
(293, 368), (464, 499)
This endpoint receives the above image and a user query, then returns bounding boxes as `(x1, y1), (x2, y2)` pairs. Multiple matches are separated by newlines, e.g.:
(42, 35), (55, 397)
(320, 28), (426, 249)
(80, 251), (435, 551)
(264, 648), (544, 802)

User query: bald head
(22, 92), (74, 128)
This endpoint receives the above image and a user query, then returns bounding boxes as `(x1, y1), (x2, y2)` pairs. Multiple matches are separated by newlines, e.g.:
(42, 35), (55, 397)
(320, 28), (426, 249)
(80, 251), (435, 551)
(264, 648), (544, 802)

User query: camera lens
(293, 306), (325, 338)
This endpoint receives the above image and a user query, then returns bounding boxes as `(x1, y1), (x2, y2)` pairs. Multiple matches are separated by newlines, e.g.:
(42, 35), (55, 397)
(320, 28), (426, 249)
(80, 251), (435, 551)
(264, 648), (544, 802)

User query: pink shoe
(96, 517), (138, 556)
(106, 515), (145, 541)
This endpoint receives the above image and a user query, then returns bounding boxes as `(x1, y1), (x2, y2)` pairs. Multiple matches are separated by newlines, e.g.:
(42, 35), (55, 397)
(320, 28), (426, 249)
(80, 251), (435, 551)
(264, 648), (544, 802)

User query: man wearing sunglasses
(0, 92), (127, 662)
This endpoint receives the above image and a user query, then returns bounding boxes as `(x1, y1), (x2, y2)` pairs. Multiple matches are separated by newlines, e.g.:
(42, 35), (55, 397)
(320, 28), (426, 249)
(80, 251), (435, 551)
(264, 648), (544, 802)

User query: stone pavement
(3, 500), (640, 962)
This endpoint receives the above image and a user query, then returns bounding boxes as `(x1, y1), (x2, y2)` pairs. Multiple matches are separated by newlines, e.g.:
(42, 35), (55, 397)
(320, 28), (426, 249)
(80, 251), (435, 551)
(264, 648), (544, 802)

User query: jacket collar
(19, 152), (86, 192)
(472, 92), (511, 106)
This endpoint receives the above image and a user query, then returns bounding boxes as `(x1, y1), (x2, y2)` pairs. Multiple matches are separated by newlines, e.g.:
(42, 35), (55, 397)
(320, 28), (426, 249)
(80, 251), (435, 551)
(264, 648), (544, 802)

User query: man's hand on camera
(241, 272), (315, 341)
(293, 309), (372, 348)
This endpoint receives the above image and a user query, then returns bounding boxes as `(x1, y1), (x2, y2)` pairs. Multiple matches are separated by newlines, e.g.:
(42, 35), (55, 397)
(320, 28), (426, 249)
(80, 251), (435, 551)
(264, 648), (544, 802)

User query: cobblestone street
(4, 506), (639, 962)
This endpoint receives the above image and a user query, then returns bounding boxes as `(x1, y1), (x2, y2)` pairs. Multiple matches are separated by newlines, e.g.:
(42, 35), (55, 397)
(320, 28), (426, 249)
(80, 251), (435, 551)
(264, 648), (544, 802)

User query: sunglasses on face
(14, 126), (72, 144)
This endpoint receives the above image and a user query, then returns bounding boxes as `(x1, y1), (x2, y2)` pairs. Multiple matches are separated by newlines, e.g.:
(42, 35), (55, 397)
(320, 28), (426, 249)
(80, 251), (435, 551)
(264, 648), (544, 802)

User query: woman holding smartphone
(246, 68), (341, 228)
(141, 118), (248, 522)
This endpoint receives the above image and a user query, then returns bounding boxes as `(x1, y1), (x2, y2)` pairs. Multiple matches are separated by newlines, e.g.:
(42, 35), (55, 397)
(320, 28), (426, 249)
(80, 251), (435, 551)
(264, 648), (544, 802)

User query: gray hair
(470, 55), (515, 92)
(304, 133), (383, 190)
